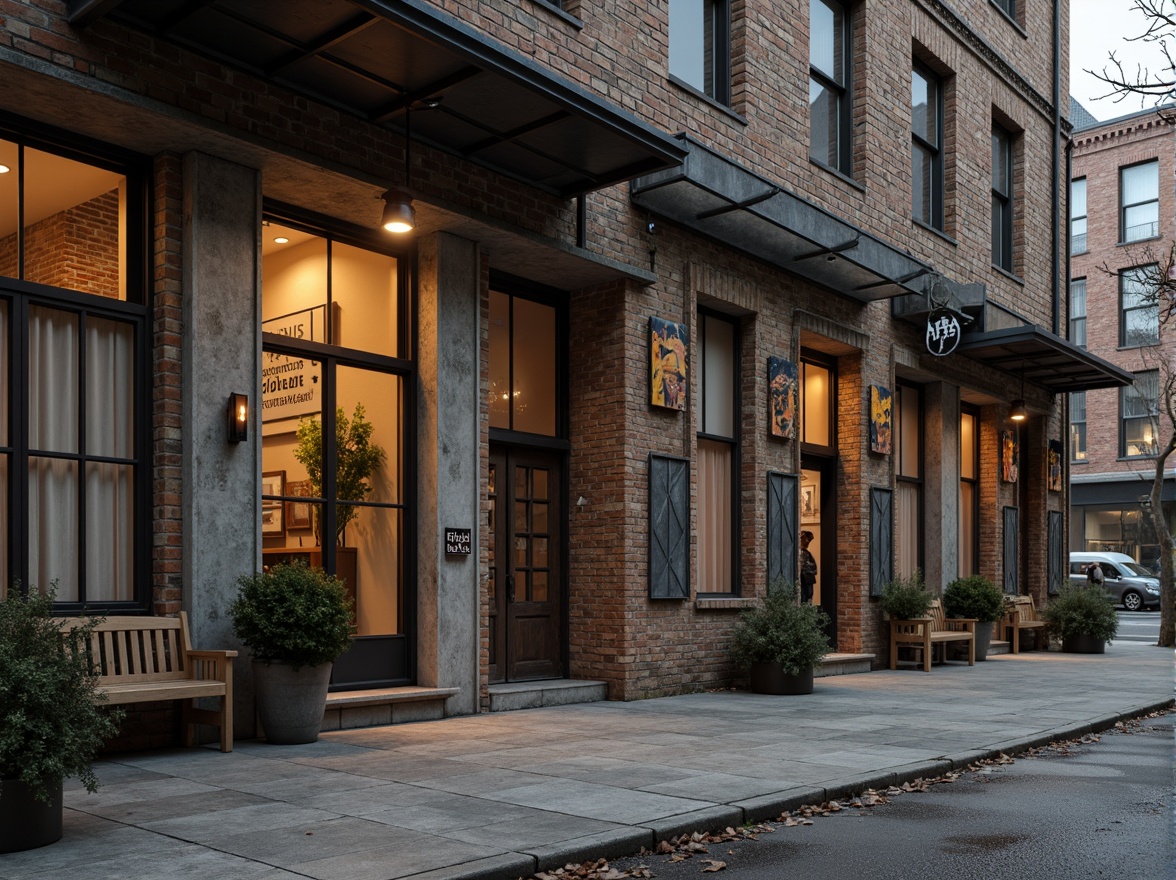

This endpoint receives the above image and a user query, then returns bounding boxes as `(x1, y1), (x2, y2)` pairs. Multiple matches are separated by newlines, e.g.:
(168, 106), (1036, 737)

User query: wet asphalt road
(1115, 610), (1160, 644)
(611, 713), (1174, 880)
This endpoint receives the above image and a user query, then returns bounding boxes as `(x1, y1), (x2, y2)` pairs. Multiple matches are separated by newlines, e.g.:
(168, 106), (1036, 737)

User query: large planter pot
(1061, 634), (1106, 654)
(0, 777), (62, 853)
(975, 623), (995, 661)
(749, 662), (814, 695)
(253, 660), (332, 744)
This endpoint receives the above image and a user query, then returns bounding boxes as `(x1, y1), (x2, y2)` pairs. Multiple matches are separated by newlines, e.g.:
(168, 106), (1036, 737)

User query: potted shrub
(729, 579), (831, 695)
(0, 587), (123, 853)
(943, 575), (1005, 660)
(229, 563), (355, 744)
(1042, 583), (1118, 653)
(880, 571), (933, 620)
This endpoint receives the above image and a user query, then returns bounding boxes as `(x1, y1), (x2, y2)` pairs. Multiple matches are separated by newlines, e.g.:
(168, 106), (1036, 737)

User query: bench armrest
(187, 649), (236, 683)
(942, 617), (976, 633)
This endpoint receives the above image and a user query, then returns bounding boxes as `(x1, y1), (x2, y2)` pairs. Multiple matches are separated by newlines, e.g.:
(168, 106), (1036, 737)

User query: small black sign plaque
(445, 527), (472, 556)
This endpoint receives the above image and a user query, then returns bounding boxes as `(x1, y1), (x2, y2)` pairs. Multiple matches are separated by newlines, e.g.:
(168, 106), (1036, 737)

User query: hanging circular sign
(925, 308), (961, 356)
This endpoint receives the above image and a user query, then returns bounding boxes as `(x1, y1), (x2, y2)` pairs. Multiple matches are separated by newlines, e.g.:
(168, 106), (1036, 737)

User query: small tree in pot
(943, 575), (1005, 660)
(230, 563), (355, 744)
(1042, 583), (1118, 653)
(729, 579), (831, 694)
(880, 571), (933, 620)
(0, 587), (123, 853)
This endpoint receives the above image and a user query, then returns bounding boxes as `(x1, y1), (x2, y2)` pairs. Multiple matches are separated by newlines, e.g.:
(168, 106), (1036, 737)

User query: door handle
(506, 574), (515, 602)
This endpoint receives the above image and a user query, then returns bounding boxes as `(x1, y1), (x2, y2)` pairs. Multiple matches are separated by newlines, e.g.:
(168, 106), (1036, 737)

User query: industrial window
(1120, 265), (1158, 348)
(991, 123), (1014, 271)
(810, 0), (852, 174)
(1071, 178), (1087, 254)
(1070, 391), (1087, 462)
(1121, 370), (1159, 458)
(1121, 160), (1159, 243)
(958, 407), (979, 577)
(697, 310), (738, 594)
(669, 0), (731, 104)
(1070, 278), (1086, 348)
(895, 383), (923, 579)
(912, 63), (943, 229)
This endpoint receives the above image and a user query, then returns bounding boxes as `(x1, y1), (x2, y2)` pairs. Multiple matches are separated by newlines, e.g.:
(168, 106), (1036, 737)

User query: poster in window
(800, 485), (819, 522)
(1047, 440), (1063, 492)
(869, 384), (893, 454)
(650, 316), (688, 411)
(261, 470), (285, 536)
(768, 356), (798, 439)
(1001, 431), (1019, 483)
(262, 305), (327, 427)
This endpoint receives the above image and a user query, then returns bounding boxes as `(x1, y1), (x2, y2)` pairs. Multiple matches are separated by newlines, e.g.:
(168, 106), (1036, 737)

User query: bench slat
(890, 599), (975, 671)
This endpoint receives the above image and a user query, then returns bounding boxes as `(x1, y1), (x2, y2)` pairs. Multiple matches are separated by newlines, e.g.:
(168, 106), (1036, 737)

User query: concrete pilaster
(924, 382), (960, 591)
(416, 232), (480, 715)
(181, 152), (261, 736)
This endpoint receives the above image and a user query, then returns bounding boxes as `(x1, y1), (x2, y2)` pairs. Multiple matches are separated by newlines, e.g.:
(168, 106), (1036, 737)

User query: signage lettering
(926, 308), (961, 357)
(445, 528), (472, 556)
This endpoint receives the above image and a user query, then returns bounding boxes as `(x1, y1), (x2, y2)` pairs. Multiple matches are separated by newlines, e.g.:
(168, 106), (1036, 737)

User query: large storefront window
(698, 311), (738, 594)
(0, 127), (146, 607)
(261, 217), (411, 688)
(959, 407), (979, 577)
(895, 383), (923, 579)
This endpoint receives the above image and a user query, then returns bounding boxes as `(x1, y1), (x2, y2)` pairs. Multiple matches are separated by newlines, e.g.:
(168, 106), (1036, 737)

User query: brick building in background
(1069, 100), (1176, 573)
(0, 0), (1129, 743)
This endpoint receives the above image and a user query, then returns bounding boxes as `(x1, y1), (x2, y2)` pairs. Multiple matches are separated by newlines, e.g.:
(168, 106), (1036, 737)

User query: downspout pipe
(1052, 0), (1062, 336)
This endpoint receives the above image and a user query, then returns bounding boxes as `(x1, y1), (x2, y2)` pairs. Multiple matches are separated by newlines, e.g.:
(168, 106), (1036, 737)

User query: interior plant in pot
(0, 587), (123, 853)
(729, 578), (831, 695)
(943, 575), (1005, 660)
(1042, 582), (1118, 653)
(229, 562), (355, 744)
(293, 403), (384, 547)
(880, 571), (933, 620)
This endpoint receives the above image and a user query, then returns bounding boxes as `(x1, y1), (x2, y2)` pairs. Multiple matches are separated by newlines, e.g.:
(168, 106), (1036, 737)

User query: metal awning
(68, 0), (686, 197)
(956, 324), (1133, 393)
(630, 135), (934, 303)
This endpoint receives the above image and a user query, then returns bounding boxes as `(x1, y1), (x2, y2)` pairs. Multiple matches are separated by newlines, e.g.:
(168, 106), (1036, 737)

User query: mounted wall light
(228, 392), (249, 443)
(381, 188), (415, 233)
(1009, 400), (1027, 422)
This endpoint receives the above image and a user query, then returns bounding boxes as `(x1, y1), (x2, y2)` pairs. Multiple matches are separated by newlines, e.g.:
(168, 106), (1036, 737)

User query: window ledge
(913, 218), (957, 246)
(668, 76), (747, 125)
(1118, 235), (1161, 247)
(809, 158), (865, 192)
(1071, 249), (1089, 257)
(695, 596), (759, 611)
(988, 0), (1027, 37)
(527, 0), (583, 28)
(991, 264), (1024, 285)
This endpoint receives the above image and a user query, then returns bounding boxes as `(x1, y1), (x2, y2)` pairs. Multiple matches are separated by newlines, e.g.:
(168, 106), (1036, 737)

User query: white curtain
(29, 305), (78, 598)
(698, 438), (732, 593)
(86, 317), (134, 601)
(896, 481), (920, 580)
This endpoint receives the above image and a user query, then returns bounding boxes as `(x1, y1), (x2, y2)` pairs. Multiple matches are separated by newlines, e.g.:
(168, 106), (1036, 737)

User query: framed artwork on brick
(1001, 431), (1019, 483)
(650, 316), (688, 411)
(1047, 440), (1063, 492)
(869, 384), (892, 454)
(768, 356), (797, 438)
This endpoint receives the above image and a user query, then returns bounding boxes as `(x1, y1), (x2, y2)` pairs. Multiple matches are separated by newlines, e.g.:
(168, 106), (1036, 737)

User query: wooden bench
(889, 599), (976, 671)
(1003, 595), (1046, 654)
(62, 612), (236, 752)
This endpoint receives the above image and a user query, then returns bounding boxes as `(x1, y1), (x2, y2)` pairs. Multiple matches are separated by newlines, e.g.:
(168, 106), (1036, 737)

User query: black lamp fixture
(1010, 367), (1027, 422)
(381, 97), (418, 234)
(228, 392), (249, 443)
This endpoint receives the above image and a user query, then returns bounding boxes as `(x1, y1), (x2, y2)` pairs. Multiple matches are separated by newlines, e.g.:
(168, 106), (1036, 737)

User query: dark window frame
(1120, 159), (1160, 244)
(991, 123), (1014, 271)
(668, 0), (732, 106)
(911, 61), (944, 230)
(1120, 369), (1159, 459)
(1071, 177), (1087, 255)
(1119, 264), (1159, 348)
(809, 0), (853, 175)
(1070, 390), (1087, 463)
(895, 380), (924, 576)
(1070, 277), (1087, 348)
(959, 403), (980, 576)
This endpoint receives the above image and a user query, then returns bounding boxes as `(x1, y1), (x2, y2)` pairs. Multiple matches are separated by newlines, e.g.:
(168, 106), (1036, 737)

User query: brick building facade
(1069, 102), (1176, 572)
(0, 0), (1128, 741)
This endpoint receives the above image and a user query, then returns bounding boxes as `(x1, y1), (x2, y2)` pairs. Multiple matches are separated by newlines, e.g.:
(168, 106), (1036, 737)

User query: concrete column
(923, 381), (960, 590)
(181, 152), (261, 735)
(416, 232), (480, 715)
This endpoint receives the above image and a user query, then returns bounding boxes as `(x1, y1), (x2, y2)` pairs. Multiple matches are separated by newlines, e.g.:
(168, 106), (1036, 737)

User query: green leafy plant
(0, 587), (124, 804)
(1042, 583), (1119, 644)
(293, 403), (385, 545)
(229, 563), (355, 671)
(880, 571), (933, 620)
(943, 575), (1005, 623)
(729, 579), (831, 676)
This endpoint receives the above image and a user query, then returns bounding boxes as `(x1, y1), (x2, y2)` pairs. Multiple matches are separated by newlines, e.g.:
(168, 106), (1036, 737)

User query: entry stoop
(815, 653), (875, 677)
(488, 679), (608, 712)
(322, 686), (459, 731)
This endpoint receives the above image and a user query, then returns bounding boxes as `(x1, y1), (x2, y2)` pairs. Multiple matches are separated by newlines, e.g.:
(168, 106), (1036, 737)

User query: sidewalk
(2, 644), (1171, 880)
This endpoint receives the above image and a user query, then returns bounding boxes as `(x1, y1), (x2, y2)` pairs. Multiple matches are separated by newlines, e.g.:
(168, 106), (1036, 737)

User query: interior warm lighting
(273, 236), (289, 244)
(381, 188), (416, 233)
(1010, 400), (1027, 422)
(0, 164), (9, 174)
(227, 392), (249, 443)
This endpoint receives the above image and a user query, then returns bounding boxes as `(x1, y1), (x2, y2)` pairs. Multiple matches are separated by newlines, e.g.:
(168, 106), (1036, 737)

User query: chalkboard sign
(445, 528), (472, 556)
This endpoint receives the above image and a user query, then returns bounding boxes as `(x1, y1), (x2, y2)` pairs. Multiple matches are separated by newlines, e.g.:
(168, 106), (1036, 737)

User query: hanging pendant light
(1009, 400), (1027, 422)
(380, 98), (415, 234)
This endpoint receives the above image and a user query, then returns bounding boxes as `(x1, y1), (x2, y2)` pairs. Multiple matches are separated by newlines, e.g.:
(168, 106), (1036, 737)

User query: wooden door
(489, 446), (563, 682)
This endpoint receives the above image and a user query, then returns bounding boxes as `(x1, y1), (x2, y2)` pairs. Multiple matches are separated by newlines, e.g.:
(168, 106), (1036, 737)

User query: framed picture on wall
(768, 356), (798, 439)
(262, 470), (286, 536)
(650, 316), (688, 411)
(801, 484), (819, 522)
(285, 478), (313, 530)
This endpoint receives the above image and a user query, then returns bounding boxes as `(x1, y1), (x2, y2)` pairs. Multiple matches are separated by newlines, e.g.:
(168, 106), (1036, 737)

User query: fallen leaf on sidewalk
(700, 860), (726, 872)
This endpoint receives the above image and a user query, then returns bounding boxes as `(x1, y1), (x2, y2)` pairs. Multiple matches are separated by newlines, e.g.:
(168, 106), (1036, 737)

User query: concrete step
(322, 686), (459, 731)
(816, 653), (875, 677)
(487, 679), (609, 712)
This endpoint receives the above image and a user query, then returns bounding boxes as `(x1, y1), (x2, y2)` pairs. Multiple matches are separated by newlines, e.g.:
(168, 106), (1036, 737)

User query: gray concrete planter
(975, 624), (994, 661)
(749, 663), (814, 695)
(0, 777), (62, 853)
(253, 661), (332, 744)
(1061, 634), (1106, 654)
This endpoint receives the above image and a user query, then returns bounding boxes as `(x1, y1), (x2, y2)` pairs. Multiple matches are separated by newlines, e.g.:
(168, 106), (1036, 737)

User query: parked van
(1068, 552), (1161, 611)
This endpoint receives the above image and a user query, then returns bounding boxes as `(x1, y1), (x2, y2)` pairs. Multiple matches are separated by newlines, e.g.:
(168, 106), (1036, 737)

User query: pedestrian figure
(799, 530), (817, 604)
(1086, 562), (1104, 586)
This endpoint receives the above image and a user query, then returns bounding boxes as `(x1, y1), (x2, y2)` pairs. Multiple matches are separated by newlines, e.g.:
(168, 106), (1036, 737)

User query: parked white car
(1069, 552), (1161, 612)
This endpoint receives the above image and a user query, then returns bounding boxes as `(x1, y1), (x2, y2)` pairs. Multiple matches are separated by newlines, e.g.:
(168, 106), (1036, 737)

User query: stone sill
(695, 597), (760, 611)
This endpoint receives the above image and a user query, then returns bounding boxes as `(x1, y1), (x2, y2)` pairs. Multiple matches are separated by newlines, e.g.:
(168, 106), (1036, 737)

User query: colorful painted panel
(1047, 440), (1063, 492)
(869, 384), (893, 454)
(651, 316), (688, 410)
(768, 356), (798, 438)
(1001, 430), (1019, 483)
